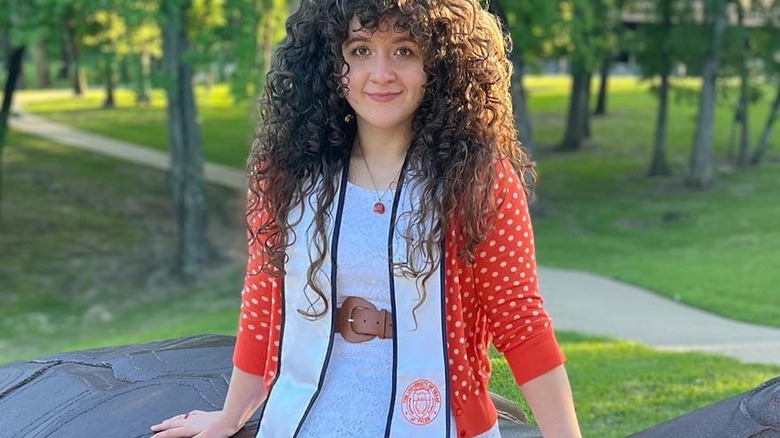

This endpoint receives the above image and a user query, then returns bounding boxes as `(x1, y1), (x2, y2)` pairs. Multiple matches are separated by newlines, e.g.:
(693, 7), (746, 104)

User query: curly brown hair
(247, 0), (535, 318)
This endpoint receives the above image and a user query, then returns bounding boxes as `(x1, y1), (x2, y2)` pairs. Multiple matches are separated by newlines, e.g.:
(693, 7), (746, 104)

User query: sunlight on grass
(489, 332), (778, 437)
(16, 78), (780, 326)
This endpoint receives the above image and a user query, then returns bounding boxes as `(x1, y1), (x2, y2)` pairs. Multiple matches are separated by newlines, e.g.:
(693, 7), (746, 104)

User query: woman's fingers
(151, 414), (186, 430)
(150, 425), (189, 438)
(150, 414), (188, 433)
(150, 410), (221, 438)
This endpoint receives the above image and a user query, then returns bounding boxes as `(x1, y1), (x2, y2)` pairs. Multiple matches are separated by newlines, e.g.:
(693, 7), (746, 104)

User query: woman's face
(341, 16), (427, 135)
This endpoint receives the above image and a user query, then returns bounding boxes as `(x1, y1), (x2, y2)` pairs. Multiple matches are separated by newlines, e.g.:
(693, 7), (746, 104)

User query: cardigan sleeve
(473, 159), (565, 386)
(232, 193), (280, 377)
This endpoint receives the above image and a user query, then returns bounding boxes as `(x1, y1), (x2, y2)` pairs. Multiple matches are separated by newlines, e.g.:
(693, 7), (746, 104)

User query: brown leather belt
(336, 296), (393, 343)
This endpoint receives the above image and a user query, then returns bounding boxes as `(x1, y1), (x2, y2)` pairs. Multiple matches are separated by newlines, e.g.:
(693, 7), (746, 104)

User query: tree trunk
(751, 81), (780, 165)
(511, 58), (535, 154)
(56, 41), (69, 80)
(687, 0), (727, 189)
(62, 19), (86, 96)
(584, 72), (593, 139)
(161, 0), (211, 277)
(559, 63), (589, 151)
(119, 56), (131, 84)
(594, 57), (610, 116)
(736, 4), (750, 167)
(650, 0), (673, 177)
(650, 72), (672, 176)
(0, 46), (26, 225)
(136, 50), (152, 105)
(204, 69), (214, 91)
(486, 0), (534, 153)
(736, 66), (750, 166)
(103, 54), (116, 109)
(1, 28), (10, 65)
(33, 37), (50, 89)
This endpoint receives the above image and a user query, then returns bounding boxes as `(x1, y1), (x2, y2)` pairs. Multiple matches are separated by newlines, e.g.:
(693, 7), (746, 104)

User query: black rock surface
(630, 375), (780, 438)
(0, 335), (543, 438)
(0, 335), (260, 438)
(9, 334), (775, 437)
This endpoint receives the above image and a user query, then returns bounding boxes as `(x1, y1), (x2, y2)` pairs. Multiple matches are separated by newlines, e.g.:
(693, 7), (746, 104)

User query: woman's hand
(150, 410), (238, 438)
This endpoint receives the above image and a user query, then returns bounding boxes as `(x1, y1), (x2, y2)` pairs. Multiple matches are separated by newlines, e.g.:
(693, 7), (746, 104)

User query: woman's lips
(367, 92), (400, 102)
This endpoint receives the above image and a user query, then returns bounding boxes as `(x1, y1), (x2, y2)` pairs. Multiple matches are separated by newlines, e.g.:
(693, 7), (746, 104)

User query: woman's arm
(216, 366), (269, 432)
(520, 364), (581, 438)
(150, 367), (269, 438)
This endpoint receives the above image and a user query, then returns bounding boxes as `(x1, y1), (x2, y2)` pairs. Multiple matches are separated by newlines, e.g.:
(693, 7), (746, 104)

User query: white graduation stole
(255, 168), (451, 438)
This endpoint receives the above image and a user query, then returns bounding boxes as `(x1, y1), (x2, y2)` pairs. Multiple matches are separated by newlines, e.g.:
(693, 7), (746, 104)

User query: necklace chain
(360, 152), (397, 202)
(356, 140), (403, 214)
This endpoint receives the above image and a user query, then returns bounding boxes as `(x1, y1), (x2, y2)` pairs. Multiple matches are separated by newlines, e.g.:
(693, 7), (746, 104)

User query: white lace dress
(297, 182), (500, 438)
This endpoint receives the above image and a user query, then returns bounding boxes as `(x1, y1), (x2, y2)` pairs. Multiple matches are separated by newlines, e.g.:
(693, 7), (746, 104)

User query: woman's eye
(397, 47), (414, 57)
(353, 46), (370, 57)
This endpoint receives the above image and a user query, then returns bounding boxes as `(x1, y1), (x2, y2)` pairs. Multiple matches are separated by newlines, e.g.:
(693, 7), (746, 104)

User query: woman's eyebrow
(343, 34), (417, 45)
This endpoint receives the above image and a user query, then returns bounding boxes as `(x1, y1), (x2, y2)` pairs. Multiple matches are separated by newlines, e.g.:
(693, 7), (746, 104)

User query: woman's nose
(369, 55), (397, 83)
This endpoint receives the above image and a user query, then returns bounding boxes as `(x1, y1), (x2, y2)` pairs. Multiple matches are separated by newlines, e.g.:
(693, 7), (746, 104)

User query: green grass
(0, 131), (247, 362)
(18, 77), (780, 327)
(1, 131), (777, 436)
(20, 86), (257, 169)
(490, 332), (778, 437)
(527, 78), (780, 326)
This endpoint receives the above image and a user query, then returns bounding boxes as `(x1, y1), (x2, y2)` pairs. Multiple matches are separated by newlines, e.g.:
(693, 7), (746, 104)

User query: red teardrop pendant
(373, 202), (386, 214)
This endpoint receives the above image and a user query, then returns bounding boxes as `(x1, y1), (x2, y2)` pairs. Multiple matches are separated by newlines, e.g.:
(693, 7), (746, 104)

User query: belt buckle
(339, 296), (377, 343)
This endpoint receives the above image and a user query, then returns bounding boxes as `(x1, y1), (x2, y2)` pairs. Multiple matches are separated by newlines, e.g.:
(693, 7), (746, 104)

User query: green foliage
(498, 0), (560, 68)
(217, 0), (289, 101)
(557, 0), (621, 71)
(632, 0), (700, 78)
(646, 78), (766, 107)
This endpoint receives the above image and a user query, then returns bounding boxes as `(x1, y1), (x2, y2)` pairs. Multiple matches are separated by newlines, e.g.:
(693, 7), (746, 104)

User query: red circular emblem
(401, 379), (442, 425)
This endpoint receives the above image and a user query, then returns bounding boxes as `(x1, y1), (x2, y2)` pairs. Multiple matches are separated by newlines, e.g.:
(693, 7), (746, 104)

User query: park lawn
(2, 131), (779, 438)
(20, 86), (257, 169)
(18, 77), (780, 327)
(0, 131), (248, 362)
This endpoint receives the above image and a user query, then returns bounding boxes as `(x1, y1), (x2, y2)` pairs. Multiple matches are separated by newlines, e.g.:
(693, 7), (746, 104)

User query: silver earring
(344, 114), (354, 123)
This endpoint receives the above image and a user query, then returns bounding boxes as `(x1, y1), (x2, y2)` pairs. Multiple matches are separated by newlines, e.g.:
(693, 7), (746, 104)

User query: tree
(159, 0), (215, 276)
(732, 0), (753, 166)
(593, 0), (629, 117)
(687, 0), (729, 188)
(633, 0), (697, 176)
(51, 0), (90, 95)
(490, 1), (558, 155)
(83, 7), (127, 108)
(0, 47), (25, 225)
(752, 81), (780, 164)
(558, 0), (619, 151)
(647, 0), (676, 176)
(0, 0), (27, 224)
(750, 0), (780, 165)
(33, 36), (51, 88)
(123, 7), (161, 105)
(217, 0), (287, 102)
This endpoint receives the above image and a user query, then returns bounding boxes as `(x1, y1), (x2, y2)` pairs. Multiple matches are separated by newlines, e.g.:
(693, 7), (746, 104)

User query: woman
(151, 0), (581, 436)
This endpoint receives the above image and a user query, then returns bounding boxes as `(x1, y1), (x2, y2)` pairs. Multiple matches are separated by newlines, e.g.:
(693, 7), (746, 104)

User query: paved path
(10, 112), (246, 190)
(539, 267), (780, 367)
(9, 109), (780, 368)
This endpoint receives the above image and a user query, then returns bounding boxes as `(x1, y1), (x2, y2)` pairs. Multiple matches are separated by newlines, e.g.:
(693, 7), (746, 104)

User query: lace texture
(297, 183), (500, 437)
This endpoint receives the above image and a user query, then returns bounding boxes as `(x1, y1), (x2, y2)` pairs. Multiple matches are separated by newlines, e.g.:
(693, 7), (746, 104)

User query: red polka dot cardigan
(233, 159), (565, 437)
